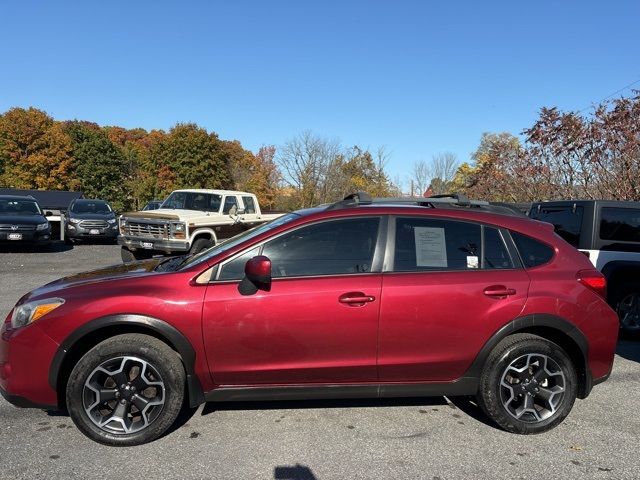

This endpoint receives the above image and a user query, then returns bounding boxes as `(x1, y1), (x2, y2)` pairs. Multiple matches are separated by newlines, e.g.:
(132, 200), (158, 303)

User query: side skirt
(204, 378), (478, 403)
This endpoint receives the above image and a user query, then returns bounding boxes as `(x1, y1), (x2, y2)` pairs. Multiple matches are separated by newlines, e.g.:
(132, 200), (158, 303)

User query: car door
(378, 216), (530, 382)
(202, 216), (384, 385)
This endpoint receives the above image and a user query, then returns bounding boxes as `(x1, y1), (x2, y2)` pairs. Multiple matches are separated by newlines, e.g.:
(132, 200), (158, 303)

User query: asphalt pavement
(0, 243), (638, 479)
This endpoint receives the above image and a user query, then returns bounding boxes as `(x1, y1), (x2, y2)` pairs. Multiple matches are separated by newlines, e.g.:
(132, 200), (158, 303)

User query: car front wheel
(476, 333), (577, 434)
(66, 334), (185, 446)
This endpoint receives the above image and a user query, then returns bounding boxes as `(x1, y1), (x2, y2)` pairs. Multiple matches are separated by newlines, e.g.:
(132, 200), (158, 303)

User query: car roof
(171, 189), (254, 196)
(292, 193), (548, 236)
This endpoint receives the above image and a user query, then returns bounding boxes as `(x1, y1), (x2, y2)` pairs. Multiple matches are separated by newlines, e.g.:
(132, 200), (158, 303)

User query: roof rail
(324, 192), (525, 217)
(325, 191), (372, 210)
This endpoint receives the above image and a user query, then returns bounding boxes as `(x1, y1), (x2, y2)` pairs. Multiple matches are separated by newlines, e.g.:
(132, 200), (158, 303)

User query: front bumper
(0, 229), (51, 244)
(66, 224), (118, 239)
(118, 235), (190, 252)
(0, 318), (60, 409)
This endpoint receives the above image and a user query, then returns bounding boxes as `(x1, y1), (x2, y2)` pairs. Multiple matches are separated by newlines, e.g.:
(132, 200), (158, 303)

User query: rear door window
(393, 218), (482, 271)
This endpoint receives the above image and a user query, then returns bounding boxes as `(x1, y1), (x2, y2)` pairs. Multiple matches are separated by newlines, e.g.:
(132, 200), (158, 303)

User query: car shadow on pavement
(447, 396), (496, 429)
(201, 396), (448, 416)
(274, 464), (317, 480)
(617, 340), (640, 364)
(1, 241), (73, 254)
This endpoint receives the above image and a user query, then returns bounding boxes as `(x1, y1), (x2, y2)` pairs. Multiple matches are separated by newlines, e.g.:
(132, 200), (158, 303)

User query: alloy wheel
(82, 356), (165, 435)
(499, 353), (566, 423)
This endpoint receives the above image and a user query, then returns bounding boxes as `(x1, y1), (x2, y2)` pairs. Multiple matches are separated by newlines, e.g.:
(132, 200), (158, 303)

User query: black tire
(120, 246), (152, 263)
(611, 282), (640, 338)
(64, 236), (74, 246)
(476, 333), (577, 434)
(190, 237), (214, 255)
(66, 334), (185, 446)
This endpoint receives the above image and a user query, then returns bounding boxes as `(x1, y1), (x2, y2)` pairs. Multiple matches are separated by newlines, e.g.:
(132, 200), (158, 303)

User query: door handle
(483, 285), (517, 298)
(339, 292), (376, 306)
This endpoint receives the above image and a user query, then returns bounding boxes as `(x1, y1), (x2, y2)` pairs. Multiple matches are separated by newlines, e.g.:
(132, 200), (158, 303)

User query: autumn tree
(151, 123), (231, 199)
(0, 107), (77, 190)
(64, 121), (129, 210)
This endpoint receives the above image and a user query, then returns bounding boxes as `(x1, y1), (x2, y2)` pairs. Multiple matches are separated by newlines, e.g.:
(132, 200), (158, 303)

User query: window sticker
(414, 227), (447, 267)
(467, 255), (479, 269)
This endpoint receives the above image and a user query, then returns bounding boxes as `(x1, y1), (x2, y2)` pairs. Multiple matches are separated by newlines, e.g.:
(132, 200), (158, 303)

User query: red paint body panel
(1, 316), (60, 405)
(378, 269), (530, 381)
(202, 275), (381, 385)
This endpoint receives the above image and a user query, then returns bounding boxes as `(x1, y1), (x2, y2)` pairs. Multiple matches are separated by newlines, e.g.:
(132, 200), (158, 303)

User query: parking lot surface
(1, 243), (639, 479)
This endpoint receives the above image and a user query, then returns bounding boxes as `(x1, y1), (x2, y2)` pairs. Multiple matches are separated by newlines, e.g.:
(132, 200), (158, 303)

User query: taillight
(576, 269), (607, 299)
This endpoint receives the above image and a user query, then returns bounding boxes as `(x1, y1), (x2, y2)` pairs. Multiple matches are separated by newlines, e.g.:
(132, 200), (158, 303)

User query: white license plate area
(89, 229), (100, 235)
(8, 233), (22, 240)
(141, 242), (154, 249)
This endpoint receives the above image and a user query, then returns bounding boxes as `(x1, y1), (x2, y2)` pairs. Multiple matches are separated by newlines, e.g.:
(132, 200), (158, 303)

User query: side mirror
(238, 255), (272, 295)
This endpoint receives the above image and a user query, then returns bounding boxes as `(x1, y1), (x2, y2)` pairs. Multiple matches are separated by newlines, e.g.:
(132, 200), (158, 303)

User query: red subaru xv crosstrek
(1, 193), (618, 445)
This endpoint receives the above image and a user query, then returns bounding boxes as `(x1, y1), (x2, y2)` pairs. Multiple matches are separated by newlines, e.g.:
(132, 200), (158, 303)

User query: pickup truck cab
(118, 189), (283, 262)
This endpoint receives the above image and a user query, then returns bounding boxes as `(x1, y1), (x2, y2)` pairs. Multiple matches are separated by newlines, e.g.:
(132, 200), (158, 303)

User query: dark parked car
(142, 200), (163, 211)
(0, 195), (51, 247)
(64, 199), (118, 243)
(1, 193), (618, 446)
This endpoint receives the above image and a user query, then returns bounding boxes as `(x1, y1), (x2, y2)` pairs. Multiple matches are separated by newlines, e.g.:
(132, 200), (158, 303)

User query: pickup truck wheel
(66, 334), (185, 446)
(190, 238), (214, 255)
(121, 247), (152, 263)
(476, 333), (577, 434)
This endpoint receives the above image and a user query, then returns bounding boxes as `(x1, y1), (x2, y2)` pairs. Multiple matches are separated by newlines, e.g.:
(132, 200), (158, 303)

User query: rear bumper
(118, 235), (190, 252)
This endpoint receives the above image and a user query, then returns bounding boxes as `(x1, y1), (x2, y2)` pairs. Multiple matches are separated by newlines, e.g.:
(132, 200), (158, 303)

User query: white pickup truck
(118, 189), (284, 262)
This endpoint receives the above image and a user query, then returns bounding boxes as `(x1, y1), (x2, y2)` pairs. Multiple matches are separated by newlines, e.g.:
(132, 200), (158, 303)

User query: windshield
(162, 192), (222, 212)
(0, 199), (42, 216)
(179, 212), (301, 269)
(71, 201), (112, 214)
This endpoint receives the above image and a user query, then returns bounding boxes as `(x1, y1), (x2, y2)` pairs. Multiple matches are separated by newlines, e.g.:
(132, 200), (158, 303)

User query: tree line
(2, 92), (638, 212)
(0, 108), (400, 212)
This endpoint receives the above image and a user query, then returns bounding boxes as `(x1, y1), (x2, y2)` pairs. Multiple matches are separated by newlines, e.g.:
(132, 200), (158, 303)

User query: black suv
(64, 199), (118, 243)
(0, 195), (51, 247)
(529, 200), (640, 336)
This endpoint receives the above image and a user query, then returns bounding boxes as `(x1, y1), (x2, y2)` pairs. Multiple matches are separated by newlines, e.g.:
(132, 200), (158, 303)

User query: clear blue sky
(1, 1), (639, 187)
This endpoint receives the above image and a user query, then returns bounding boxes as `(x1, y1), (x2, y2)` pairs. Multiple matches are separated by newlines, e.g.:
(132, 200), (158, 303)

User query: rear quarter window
(511, 231), (554, 268)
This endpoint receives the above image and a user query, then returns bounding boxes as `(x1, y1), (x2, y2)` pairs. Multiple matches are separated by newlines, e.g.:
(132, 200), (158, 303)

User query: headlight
(36, 222), (49, 231)
(68, 218), (80, 224)
(11, 298), (65, 329)
(171, 222), (185, 232)
(107, 218), (117, 224)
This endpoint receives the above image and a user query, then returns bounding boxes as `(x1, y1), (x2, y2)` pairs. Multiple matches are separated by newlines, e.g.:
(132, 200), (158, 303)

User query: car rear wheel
(66, 334), (185, 446)
(476, 333), (577, 434)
